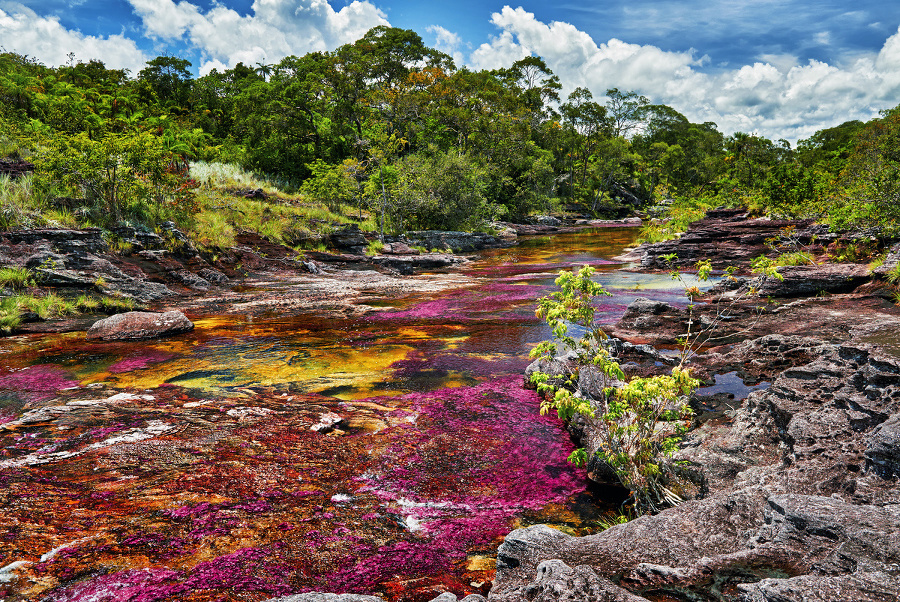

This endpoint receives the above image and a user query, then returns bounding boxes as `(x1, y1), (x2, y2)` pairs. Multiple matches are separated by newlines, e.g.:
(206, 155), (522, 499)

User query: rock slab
(86, 310), (194, 341)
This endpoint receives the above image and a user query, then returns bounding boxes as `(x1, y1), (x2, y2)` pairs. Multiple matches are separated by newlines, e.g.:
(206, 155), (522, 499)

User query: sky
(3, 0), (900, 143)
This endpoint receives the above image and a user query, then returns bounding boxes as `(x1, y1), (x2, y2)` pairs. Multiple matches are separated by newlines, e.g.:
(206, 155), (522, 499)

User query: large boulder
(754, 263), (871, 297)
(86, 310), (194, 341)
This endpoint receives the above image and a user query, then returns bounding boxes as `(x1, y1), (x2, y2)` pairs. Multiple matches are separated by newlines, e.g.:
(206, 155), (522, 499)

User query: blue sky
(3, 0), (900, 142)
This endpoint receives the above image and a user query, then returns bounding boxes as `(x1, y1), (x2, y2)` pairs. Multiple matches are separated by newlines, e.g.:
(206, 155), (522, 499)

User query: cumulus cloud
(126, 0), (389, 74)
(0, 3), (147, 72)
(426, 24), (464, 67)
(469, 7), (900, 142)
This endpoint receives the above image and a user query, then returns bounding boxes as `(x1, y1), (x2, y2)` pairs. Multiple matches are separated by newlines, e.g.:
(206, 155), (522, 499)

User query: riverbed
(0, 228), (696, 601)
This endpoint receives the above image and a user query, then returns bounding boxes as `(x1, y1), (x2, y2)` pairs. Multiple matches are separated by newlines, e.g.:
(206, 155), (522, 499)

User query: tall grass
(0, 173), (51, 230)
(0, 293), (137, 333)
(0, 267), (36, 289)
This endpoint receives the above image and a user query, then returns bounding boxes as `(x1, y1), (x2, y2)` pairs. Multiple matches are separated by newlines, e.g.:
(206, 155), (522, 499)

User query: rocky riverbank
(488, 213), (900, 602)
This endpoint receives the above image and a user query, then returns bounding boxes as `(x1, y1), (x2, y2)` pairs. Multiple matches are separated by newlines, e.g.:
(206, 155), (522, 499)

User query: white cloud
(467, 7), (900, 143)
(426, 24), (464, 66)
(126, 0), (389, 73)
(0, 3), (147, 72)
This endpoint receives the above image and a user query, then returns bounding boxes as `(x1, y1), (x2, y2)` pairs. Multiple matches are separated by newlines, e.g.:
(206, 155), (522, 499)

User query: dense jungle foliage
(2, 26), (900, 245)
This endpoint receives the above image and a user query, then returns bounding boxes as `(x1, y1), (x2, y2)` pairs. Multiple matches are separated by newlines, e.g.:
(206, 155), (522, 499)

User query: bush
(529, 265), (698, 514)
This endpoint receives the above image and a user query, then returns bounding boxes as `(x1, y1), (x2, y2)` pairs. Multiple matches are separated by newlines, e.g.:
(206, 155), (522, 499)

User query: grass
(0, 267), (36, 289)
(772, 251), (816, 266)
(638, 200), (711, 244)
(0, 173), (51, 231)
(188, 163), (377, 253)
(365, 240), (385, 256)
(0, 293), (138, 333)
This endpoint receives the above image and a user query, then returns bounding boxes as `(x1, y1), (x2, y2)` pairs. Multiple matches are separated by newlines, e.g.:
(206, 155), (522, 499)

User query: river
(0, 227), (695, 602)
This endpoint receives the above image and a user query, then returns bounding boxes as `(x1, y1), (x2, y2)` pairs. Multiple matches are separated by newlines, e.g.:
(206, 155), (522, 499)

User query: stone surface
(86, 310), (194, 341)
(402, 231), (513, 253)
(635, 210), (830, 271)
(755, 263), (871, 297)
(865, 413), (900, 479)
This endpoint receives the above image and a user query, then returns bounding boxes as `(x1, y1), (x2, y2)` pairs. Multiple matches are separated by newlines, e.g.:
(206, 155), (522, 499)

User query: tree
(138, 56), (193, 109)
(605, 88), (650, 138)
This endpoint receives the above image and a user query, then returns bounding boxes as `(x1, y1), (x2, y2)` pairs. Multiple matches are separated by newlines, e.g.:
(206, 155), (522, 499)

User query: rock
(614, 297), (685, 336)
(0, 228), (109, 255)
(519, 560), (648, 602)
(755, 264), (871, 297)
(636, 213), (829, 271)
(381, 242), (420, 255)
(198, 267), (228, 284)
(158, 221), (199, 256)
(86, 311), (194, 341)
(372, 253), (464, 275)
(872, 242), (900, 278)
(102, 280), (176, 303)
(402, 231), (513, 253)
(169, 269), (210, 291)
(0, 158), (34, 178)
(329, 224), (369, 255)
(736, 571), (900, 601)
(533, 215), (562, 227)
(865, 413), (900, 479)
(310, 411), (344, 433)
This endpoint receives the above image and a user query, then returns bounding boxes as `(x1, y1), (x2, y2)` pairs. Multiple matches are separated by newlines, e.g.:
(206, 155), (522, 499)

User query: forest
(2, 25), (899, 247)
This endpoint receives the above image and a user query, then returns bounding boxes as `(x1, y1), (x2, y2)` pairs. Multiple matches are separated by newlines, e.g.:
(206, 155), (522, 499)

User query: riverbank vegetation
(2, 27), (900, 247)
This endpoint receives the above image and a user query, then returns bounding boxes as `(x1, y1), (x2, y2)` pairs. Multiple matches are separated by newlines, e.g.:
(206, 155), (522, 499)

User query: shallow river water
(0, 228), (696, 601)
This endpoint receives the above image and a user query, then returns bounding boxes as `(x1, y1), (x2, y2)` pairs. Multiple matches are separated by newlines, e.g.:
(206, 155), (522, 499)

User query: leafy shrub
(529, 265), (698, 513)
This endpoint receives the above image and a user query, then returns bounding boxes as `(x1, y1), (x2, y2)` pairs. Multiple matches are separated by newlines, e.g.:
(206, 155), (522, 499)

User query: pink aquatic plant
(0, 365), (79, 402)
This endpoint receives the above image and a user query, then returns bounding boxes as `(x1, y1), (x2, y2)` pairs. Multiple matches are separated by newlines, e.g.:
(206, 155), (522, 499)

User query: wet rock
(86, 310), (194, 341)
(755, 264), (871, 297)
(615, 297), (685, 335)
(865, 414), (900, 479)
(402, 231), (513, 253)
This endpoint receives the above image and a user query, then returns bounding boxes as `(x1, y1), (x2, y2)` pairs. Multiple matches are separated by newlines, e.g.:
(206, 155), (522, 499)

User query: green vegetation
(2, 28), (900, 243)
(0, 292), (136, 333)
(528, 266), (698, 514)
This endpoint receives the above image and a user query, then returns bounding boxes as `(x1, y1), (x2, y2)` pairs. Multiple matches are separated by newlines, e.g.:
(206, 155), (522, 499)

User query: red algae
(0, 365), (80, 402)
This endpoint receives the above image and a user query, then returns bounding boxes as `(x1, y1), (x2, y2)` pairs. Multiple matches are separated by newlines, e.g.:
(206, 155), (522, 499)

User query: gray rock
(329, 224), (369, 255)
(872, 242), (900, 278)
(866, 414), (900, 479)
(169, 269), (210, 291)
(519, 560), (648, 602)
(198, 267), (228, 284)
(86, 310), (194, 341)
(103, 280), (176, 303)
(372, 254), (464, 275)
(755, 263), (870, 297)
(402, 231), (513, 253)
(737, 571), (900, 601)
(268, 594), (385, 602)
